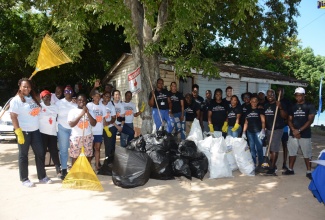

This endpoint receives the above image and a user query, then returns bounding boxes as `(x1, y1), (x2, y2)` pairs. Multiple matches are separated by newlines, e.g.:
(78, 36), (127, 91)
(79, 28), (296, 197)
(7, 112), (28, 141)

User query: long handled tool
(262, 90), (282, 169)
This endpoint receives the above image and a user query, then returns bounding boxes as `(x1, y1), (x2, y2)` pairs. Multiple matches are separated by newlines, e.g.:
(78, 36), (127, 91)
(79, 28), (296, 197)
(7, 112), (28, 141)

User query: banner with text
(128, 67), (141, 94)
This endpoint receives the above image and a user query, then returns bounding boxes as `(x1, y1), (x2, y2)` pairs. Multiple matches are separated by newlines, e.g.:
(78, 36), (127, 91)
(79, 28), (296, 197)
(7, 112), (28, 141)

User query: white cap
(294, 87), (305, 94)
(258, 90), (266, 95)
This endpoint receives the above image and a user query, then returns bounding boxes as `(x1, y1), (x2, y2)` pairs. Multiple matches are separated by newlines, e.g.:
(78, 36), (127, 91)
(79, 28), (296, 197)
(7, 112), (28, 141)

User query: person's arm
(89, 79), (100, 97)
(235, 113), (241, 125)
(288, 115), (300, 138)
(148, 91), (155, 107)
(10, 112), (19, 130)
(277, 101), (288, 119)
(86, 107), (97, 126)
(195, 109), (200, 120)
(260, 114), (266, 130)
(208, 110), (212, 125)
(168, 96), (173, 116)
(298, 114), (315, 134)
(243, 118), (248, 132)
(68, 110), (85, 128)
(180, 99), (184, 121)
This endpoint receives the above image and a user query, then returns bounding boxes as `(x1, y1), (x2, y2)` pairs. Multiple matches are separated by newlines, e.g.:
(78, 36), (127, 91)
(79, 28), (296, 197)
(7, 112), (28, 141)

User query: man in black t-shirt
(149, 78), (172, 132)
(222, 86), (233, 108)
(284, 87), (316, 180)
(168, 82), (185, 139)
(191, 84), (204, 127)
(184, 93), (200, 136)
(202, 90), (212, 132)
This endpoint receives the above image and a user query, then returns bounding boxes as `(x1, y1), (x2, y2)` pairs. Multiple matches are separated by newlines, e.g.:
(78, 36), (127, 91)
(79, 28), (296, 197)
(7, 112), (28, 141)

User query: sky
(296, 0), (325, 125)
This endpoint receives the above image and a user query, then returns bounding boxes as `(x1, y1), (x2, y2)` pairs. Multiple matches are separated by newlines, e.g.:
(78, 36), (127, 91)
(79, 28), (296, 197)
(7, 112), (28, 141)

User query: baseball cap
(258, 90), (266, 95)
(40, 90), (51, 99)
(294, 87), (305, 94)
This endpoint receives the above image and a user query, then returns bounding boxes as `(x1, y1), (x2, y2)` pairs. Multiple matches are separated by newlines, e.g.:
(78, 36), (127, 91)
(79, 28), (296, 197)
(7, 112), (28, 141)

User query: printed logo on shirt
(29, 107), (41, 116)
(170, 95), (179, 102)
(212, 105), (225, 112)
(77, 120), (89, 129)
(293, 108), (306, 117)
(49, 117), (53, 125)
(264, 107), (274, 116)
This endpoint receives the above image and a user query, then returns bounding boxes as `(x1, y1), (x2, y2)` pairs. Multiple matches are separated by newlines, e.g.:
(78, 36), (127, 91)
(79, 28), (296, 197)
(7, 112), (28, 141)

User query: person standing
(202, 90), (212, 132)
(227, 95), (242, 137)
(39, 90), (61, 176)
(120, 91), (145, 146)
(284, 87), (316, 180)
(191, 84), (204, 127)
(56, 85), (77, 180)
(50, 85), (64, 105)
(184, 93), (201, 135)
(149, 78), (171, 132)
(222, 86), (233, 108)
(240, 92), (251, 135)
(264, 89), (288, 175)
(9, 78), (52, 187)
(168, 82), (185, 139)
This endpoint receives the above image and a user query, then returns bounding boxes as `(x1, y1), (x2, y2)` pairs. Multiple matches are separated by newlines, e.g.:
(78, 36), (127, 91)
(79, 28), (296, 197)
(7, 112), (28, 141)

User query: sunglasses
(64, 90), (73, 94)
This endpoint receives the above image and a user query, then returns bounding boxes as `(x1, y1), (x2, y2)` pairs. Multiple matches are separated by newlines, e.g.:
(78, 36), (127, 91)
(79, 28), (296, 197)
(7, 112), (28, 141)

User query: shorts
(69, 134), (94, 158)
(281, 132), (288, 143)
(287, 136), (312, 159)
(93, 134), (103, 143)
(266, 129), (283, 152)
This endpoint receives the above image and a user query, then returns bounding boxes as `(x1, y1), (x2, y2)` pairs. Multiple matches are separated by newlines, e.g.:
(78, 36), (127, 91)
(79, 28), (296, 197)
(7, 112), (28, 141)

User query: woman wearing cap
(39, 90), (61, 176)
(55, 85), (77, 180)
(9, 78), (52, 187)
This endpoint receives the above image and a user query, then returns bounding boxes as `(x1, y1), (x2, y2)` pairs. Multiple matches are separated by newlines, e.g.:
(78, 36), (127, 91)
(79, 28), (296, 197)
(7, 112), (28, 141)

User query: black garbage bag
(144, 134), (170, 152)
(112, 147), (152, 188)
(189, 155), (209, 180)
(178, 140), (200, 159)
(125, 135), (146, 152)
(97, 156), (113, 176)
(148, 150), (174, 180)
(172, 157), (191, 180)
(163, 133), (179, 151)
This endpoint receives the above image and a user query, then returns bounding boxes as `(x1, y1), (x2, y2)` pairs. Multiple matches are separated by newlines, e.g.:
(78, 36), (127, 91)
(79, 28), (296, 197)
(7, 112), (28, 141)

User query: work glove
(14, 128), (25, 144)
(222, 122), (228, 133)
(231, 123), (240, 132)
(208, 124), (214, 132)
(140, 102), (145, 113)
(242, 133), (247, 140)
(104, 126), (112, 137)
(258, 129), (265, 139)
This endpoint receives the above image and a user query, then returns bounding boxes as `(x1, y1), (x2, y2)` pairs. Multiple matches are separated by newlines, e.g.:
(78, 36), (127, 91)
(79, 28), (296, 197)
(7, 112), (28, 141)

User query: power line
(299, 12), (325, 31)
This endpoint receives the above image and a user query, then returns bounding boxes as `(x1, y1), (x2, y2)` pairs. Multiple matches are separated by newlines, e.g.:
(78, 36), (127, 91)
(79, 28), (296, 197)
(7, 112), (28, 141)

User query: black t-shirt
(193, 95), (204, 110)
(289, 102), (316, 138)
(257, 100), (268, 109)
(169, 91), (184, 113)
(222, 98), (231, 109)
(240, 103), (251, 126)
(208, 100), (228, 128)
(246, 108), (263, 133)
(184, 101), (200, 122)
(148, 89), (169, 110)
(227, 105), (243, 126)
(264, 101), (287, 130)
(202, 98), (212, 122)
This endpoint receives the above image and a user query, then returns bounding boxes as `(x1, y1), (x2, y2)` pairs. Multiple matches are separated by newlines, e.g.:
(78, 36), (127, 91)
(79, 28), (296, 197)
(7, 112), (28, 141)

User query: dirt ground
(0, 134), (324, 220)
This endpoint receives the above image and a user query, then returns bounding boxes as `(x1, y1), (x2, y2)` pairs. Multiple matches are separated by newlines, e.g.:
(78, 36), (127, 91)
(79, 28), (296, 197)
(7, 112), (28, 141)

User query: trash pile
(100, 119), (255, 188)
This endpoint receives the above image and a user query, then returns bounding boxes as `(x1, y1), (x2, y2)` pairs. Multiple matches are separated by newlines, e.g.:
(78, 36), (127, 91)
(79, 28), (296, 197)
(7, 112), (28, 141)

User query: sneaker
(282, 169), (295, 175)
(39, 176), (53, 184)
(266, 168), (276, 175)
(22, 180), (35, 187)
(306, 173), (312, 180)
(282, 164), (288, 171)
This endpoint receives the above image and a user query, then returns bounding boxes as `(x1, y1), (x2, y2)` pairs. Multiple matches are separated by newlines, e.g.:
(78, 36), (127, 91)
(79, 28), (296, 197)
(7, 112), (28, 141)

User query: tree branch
(152, 0), (168, 43)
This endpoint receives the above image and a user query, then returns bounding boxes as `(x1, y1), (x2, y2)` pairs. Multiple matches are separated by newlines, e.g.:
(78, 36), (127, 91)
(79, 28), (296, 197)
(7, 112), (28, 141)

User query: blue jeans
(57, 124), (71, 169)
(120, 123), (135, 147)
(18, 129), (46, 181)
(247, 131), (264, 166)
(227, 125), (242, 138)
(103, 126), (117, 157)
(152, 108), (172, 132)
(168, 112), (186, 140)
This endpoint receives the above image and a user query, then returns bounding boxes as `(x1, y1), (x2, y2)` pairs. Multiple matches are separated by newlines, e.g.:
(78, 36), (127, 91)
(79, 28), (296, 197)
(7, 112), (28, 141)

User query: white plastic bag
(187, 118), (203, 143)
(231, 137), (255, 176)
(209, 137), (232, 178)
(225, 136), (239, 171)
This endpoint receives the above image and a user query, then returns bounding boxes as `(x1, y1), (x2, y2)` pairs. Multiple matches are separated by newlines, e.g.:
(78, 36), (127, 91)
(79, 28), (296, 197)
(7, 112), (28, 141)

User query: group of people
(150, 78), (316, 178)
(9, 78), (144, 187)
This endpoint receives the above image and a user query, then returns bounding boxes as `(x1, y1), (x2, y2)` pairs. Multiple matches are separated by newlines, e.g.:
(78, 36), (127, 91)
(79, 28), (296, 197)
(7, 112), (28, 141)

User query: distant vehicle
(0, 98), (15, 141)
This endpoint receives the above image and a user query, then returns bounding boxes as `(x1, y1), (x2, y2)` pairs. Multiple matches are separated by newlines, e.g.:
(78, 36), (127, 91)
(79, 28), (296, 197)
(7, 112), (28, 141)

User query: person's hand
(82, 106), (88, 114)
(117, 125), (123, 132)
(292, 129), (300, 136)
(276, 101), (282, 109)
(94, 79), (100, 88)
(140, 102), (145, 112)
(14, 128), (25, 144)
(258, 129), (265, 139)
(180, 115), (184, 122)
(242, 133), (247, 140)
(103, 126), (112, 137)
(222, 122), (228, 133)
(231, 123), (240, 132)
(208, 124), (214, 132)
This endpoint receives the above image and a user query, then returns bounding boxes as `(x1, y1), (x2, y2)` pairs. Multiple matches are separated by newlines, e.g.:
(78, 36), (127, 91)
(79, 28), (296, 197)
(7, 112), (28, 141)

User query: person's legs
(57, 124), (71, 170)
(47, 134), (60, 166)
(18, 131), (31, 182)
(203, 121), (209, 133)
(122, 123), (134, 146)
(298, 138), (312, 171)
(152, 108), (162, 131)
(283, 136), (298, 175)
(30, 130), (47, 180)
(255, 133), (264, 166)
(120, 132), (128, 147)
(40, 132), (48, 163)
(167, 114), (175, 133)
(266, 129), (283, 174)
(281, 131), (289, 170)
(104, 126), (117, 157)
(247, 131), (257, 166)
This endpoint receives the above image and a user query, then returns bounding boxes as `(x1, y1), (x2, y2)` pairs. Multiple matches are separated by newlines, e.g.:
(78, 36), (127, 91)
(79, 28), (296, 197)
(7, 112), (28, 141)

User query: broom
(261, 90), (282, 169)
(29, 34), (72, 79)
(62, 115), (104, 191)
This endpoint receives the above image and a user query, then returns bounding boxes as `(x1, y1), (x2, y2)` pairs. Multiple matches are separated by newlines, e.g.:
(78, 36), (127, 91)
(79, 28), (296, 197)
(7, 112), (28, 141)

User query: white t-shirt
(55, 98), (77, 129)
(67, 108), (92, 137)
(102, 101), (116, 128)
(50, 93), (60, 105)
(86, 102), (106, 135)
(9, 95), (41, 131)
(123, 102), (137, 123)
(113, 101), (125, 125)
(39, 102), (58, 136)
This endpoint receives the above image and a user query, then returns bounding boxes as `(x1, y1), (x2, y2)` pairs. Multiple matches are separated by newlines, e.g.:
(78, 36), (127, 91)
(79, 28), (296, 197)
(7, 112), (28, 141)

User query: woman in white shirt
(9, 78), (52, 187)
(39, 90), (61, 175)
(55, 85), (77, 180)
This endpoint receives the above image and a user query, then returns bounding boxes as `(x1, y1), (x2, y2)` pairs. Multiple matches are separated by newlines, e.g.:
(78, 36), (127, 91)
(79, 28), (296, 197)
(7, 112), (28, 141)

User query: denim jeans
(18, 129), (46, 181)
(227, 125), (242, 138)
(152, 108), (172, 132)
(57, 124), (71, 169)
(247, 131), (264, 166)
(103, 126), (117, 157)
(168, 112), (186, 140)
(120, 123), (135, 147)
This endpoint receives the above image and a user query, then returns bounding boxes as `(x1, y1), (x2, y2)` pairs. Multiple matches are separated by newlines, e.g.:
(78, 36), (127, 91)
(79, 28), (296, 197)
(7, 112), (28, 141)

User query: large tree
(18, 0), (300, 133)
